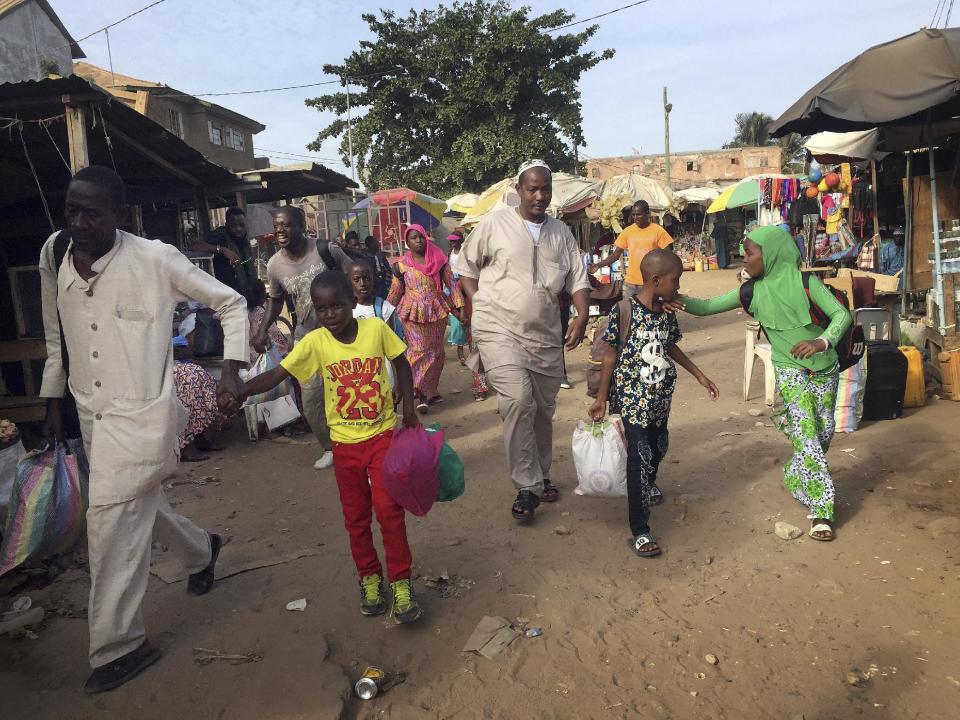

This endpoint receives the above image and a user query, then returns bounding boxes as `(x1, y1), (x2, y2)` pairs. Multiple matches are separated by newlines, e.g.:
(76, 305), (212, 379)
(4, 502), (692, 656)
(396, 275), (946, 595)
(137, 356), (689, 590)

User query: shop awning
(804, 129), (887, 163)
(770, 28), (960, 148)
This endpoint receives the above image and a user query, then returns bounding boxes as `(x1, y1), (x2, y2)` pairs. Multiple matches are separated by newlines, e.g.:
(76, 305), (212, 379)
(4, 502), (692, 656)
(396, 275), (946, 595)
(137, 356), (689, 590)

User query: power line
(546, 0), (654, 33)
(188, 78), (342, 98)
(77, 0), (169, 42)
(932, 0), (947, 26)
(254, 147), (348, 165)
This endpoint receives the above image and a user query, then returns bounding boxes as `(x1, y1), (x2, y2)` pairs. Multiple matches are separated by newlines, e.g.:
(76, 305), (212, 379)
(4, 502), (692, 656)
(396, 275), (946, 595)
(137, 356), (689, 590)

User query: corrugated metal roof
(0, 0), (85, 58)
(73, 61), (266, 133)
(0, 75), (238, 209)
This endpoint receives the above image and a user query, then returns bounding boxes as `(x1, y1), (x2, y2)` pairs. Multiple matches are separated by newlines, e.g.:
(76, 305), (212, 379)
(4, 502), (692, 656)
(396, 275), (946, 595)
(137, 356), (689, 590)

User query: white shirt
(525, 220), (544, 243)
(353, 299), (396, 325)
(39, 230), (249, 504)
(353, 302), (398, 388)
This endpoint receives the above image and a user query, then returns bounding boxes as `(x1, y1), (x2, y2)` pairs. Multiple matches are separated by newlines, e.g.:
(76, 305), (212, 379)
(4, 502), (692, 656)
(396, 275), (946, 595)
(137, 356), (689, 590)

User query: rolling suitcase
(861, 341), (907, 421)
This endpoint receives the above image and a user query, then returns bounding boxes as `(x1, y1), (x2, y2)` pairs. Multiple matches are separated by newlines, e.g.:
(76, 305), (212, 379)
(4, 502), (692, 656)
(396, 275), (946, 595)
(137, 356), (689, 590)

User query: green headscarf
(747, 226), (811, 330)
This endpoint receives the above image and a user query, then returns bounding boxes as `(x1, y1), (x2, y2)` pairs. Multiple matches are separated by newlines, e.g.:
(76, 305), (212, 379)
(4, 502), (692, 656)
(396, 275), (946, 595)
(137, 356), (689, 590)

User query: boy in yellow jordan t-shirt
(241, 270), (422, 624)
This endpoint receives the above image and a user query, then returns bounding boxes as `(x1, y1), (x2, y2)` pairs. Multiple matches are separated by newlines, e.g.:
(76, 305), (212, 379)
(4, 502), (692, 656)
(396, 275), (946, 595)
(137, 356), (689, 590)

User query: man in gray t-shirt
(253, 206), (349, 468)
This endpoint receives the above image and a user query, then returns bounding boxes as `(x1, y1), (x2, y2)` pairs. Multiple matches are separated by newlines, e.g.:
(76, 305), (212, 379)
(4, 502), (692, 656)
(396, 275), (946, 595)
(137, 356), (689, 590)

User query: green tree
(305, 1), (613, 196)
(725, 111), (806, 172)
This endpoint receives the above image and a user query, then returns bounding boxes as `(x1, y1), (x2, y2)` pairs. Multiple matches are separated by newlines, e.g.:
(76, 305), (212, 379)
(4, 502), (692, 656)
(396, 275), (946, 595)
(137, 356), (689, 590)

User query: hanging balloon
(825, 172), (841, 188)
(808, 167), (823, 183)
(817, 179), (829, 193)
(805, 185), (819, 199)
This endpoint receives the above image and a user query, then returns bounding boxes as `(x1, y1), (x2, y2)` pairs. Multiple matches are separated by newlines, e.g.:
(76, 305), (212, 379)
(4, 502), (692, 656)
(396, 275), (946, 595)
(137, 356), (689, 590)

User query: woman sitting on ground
(173, 329), (228, 462)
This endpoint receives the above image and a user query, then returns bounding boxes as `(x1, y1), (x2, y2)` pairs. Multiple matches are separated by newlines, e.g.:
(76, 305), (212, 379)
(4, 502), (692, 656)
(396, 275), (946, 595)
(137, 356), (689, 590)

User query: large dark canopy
(770, 28), (960, 147)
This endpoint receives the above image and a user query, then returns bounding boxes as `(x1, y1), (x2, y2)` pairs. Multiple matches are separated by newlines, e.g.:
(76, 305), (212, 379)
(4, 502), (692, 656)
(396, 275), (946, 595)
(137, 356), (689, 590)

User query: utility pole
(344, 76), (356, 197)
(663, 87), (672, 188)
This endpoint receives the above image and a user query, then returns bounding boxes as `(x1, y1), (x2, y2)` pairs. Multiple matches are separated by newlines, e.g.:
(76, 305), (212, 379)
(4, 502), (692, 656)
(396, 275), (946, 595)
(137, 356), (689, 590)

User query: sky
(56, 0), (932, 185)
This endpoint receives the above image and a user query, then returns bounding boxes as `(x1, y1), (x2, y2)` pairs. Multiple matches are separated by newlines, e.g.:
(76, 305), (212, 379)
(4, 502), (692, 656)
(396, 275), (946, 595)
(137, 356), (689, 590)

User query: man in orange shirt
(590, 200), (674, 297)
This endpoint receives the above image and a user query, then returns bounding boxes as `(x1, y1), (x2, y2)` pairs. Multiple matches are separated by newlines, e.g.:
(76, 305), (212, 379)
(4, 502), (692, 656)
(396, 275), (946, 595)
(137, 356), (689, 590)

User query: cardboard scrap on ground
(150, 542), (322, 584)
(462, 615), (520, 659)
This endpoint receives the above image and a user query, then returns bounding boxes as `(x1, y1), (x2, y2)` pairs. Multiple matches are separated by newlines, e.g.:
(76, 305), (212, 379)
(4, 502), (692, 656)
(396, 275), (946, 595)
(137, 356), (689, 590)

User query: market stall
(343, 188), (446, 256)
(770, 26), (960, 365)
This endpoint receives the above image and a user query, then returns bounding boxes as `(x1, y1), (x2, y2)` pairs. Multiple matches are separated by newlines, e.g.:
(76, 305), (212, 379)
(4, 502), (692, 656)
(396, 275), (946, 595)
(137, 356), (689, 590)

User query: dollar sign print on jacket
(606, 298), (682, 427)
(638, 331), (672, 385)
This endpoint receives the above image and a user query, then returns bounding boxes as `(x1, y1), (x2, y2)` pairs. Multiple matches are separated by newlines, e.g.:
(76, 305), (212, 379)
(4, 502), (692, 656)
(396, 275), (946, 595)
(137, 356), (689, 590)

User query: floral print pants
(772, 366), (839, 521)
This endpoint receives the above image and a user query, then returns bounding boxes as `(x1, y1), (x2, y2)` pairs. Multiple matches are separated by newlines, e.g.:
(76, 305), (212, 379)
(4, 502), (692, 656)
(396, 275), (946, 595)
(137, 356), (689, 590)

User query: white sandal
(807, 515), (834, 541)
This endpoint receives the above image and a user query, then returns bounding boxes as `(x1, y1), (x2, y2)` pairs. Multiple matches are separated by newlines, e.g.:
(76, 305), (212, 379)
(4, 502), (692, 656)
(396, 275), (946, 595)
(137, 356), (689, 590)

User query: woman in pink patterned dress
(388, 224), (463, 413)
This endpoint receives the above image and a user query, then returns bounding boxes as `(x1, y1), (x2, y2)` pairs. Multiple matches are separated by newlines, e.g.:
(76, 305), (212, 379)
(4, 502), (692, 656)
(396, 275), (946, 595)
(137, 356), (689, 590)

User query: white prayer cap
(516, 159), (552, 181)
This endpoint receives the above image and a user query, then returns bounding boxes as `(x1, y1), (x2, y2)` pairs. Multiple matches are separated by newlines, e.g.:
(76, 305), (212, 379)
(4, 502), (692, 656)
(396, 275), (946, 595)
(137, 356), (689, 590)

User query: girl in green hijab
(679, 226), (852, 541)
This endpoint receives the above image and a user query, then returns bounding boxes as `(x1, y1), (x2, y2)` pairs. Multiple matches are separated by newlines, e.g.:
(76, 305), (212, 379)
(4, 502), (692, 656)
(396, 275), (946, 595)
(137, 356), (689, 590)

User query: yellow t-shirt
(280, 318), (406, 444)
(615, 223), (674, 285)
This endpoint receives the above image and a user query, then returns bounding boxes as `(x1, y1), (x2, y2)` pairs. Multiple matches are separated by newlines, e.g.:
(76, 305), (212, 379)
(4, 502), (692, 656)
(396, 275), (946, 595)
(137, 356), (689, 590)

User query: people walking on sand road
(680, 226), (852, 541)
(39, 166), (248, 693)
(387, 224), (463, 413)
(454, 160), (591, 523)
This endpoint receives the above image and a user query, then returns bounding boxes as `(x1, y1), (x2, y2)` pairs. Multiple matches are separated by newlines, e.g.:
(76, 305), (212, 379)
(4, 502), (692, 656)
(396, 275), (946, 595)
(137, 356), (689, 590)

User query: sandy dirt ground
(2, 269), (959, 720)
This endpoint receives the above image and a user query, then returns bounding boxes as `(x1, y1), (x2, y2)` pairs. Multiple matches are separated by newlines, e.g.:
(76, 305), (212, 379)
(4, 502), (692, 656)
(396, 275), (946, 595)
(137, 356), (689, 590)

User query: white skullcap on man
(516, 159), (552, 181)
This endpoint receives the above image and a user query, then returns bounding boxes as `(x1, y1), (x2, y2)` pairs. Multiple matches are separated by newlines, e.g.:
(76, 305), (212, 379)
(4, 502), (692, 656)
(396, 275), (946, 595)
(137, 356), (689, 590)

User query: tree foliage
(305, 1), (613, 197)
(724, 111), (806, 172)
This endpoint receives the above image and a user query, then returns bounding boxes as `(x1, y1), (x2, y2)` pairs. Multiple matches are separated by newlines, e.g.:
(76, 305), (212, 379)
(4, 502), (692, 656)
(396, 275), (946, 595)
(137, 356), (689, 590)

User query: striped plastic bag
(0, 443), (88, 576)
(835, 354), (868, 433)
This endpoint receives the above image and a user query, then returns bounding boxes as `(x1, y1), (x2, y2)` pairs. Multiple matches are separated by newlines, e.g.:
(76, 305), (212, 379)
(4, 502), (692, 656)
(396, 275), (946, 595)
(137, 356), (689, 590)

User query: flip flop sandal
(649, 485), (664, 505)
(541, 479), (560, 503)
(627, 534), (662, 558)
(807, 516), (835, 541)
(416, 401), (429, 414)
(511, 490), (541, 523)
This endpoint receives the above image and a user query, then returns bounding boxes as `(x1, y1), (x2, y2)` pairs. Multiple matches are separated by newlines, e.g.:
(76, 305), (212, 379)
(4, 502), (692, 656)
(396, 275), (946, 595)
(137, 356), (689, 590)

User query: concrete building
(73, 61), (265, 172)
(585, 146), (783, 188)
(0, 0), (84, 83)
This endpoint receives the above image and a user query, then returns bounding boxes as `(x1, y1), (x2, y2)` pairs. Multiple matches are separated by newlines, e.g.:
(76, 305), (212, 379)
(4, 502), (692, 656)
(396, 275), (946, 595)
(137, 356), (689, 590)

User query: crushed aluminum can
(524, 627), (543, 638)
(355, 666), (386, 700)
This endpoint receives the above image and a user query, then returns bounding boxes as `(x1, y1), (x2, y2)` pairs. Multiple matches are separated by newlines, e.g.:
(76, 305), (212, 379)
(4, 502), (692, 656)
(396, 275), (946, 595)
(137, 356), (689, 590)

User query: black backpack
(191, 313), (224, 357)
(317, 239), (339, 271)
(739, 273), (865, 371)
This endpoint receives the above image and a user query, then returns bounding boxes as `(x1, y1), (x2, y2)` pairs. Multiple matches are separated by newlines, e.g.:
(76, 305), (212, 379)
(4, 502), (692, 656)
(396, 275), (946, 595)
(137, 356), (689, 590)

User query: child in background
(349, 259), (399, 399)
(680, 226), (851, 541)
(589, 250), (719, 558)
(348, 259), (398, 328)
(241, 270), (423, 623)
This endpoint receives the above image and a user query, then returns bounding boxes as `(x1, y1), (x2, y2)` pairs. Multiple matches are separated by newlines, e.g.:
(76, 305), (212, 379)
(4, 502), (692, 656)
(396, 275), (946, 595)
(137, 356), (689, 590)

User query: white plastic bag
(572, 418), (628, 497)
(258, 395), (301, 431)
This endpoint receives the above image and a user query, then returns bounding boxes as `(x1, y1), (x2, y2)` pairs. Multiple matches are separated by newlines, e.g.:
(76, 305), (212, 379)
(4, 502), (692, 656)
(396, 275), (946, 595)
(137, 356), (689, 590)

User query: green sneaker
(359, 574), (386, 616)
(390, 579), (422, 624)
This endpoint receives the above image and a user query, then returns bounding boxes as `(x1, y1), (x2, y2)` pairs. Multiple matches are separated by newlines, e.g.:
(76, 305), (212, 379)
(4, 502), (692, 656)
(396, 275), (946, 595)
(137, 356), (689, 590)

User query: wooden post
(870, 160), (880, 238)
(130, 204), (144, 236)
(64, 104), (88, 174)
(234, 191), (247, 212)
(175, 202), (185, 250)
(194, 188), (212, 239)
(663, 87), (672, 187)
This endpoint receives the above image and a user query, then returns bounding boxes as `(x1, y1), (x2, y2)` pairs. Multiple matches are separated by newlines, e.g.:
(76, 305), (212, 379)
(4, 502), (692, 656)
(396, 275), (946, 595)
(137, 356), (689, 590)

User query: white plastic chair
(854, 307), (892, 342)
(744, 320), (775, 406)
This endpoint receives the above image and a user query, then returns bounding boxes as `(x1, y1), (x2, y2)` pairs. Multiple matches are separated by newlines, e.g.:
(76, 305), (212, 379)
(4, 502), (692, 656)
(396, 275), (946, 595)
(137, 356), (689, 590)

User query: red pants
(332, 431), (412, 582)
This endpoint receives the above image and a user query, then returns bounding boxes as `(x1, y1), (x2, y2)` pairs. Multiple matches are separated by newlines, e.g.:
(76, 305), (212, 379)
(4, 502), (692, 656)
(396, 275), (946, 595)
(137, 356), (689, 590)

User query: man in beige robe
(455, 161), (591, 522)
(40, 166), (248, 693)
